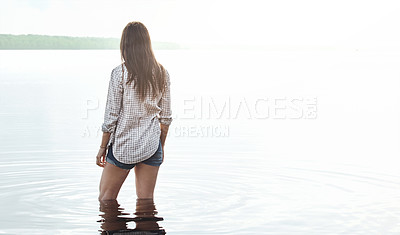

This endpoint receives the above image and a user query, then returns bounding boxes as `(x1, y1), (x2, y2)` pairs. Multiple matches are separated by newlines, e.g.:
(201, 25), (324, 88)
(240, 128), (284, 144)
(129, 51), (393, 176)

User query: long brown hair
(120, 21), (166, 101)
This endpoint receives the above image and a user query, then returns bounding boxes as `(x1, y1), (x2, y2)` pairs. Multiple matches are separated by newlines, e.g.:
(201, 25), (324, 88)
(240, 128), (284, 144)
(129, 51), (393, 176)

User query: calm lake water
(0, 49), (399, 234)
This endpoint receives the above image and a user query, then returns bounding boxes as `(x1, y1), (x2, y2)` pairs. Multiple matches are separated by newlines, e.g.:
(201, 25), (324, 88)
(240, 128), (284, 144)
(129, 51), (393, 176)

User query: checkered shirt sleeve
(101, 68), (123, 134)
(158, 70), (172, 126)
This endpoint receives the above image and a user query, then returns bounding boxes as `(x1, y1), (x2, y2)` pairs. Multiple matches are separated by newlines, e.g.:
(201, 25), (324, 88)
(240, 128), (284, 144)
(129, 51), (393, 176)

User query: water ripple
(1, 151), (400, 234)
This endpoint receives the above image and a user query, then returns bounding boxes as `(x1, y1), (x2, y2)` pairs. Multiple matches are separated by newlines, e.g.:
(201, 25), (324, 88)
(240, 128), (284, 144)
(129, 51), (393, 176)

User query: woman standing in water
(96, 21), (172, 201)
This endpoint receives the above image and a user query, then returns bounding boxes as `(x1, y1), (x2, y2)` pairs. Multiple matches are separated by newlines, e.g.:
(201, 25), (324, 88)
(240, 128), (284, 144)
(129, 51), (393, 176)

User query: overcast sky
(1, 0), (400, 47)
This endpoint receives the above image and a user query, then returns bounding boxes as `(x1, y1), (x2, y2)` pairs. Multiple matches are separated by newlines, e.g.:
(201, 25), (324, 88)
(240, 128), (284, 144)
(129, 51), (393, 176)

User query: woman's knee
(98, 190), (118, 201)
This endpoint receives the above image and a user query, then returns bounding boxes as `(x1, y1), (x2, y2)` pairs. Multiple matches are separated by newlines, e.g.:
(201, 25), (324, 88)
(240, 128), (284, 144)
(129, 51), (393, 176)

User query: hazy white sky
(1, 0), (400, 47)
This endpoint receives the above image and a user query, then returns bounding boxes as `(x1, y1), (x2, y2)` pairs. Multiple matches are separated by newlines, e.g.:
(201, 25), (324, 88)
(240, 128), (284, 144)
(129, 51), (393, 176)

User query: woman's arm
(158, 70), (172, 163)
(160, 124), (169, 148)
(100, 132), (111, 148)
(96, 68), (123, 167)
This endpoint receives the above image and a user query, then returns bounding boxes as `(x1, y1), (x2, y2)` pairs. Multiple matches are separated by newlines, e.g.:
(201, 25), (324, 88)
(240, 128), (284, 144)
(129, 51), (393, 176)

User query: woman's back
(102, 63), (172, 164)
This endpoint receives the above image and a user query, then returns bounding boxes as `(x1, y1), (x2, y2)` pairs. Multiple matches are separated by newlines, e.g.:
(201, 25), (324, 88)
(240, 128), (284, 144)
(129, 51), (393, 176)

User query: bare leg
(98, 162), (130, 201)
(134, 163), (160, 199)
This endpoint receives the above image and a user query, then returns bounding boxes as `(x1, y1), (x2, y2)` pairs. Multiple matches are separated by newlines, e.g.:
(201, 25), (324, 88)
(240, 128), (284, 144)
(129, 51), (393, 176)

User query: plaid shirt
(102, 64), (172, 164)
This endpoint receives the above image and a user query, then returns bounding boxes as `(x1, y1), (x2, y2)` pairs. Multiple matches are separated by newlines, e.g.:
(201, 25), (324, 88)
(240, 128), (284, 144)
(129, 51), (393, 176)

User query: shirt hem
(113, 139), (160, 165)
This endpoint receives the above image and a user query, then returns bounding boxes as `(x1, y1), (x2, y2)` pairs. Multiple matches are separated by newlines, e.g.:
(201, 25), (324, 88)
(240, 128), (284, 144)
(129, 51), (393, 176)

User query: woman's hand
(96, 147), (107, 167)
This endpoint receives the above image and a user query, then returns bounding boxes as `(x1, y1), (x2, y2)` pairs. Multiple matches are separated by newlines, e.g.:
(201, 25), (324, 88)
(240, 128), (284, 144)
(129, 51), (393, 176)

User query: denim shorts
(106, 140), (163, 170)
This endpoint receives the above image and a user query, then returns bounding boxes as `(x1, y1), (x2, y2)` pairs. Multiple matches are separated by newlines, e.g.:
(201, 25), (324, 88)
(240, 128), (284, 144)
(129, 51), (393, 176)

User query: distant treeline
(0, 34), (181, 50)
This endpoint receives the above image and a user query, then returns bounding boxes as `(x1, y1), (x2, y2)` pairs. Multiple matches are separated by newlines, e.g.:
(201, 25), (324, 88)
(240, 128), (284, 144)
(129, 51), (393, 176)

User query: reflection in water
(98, 199), (166, 234)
